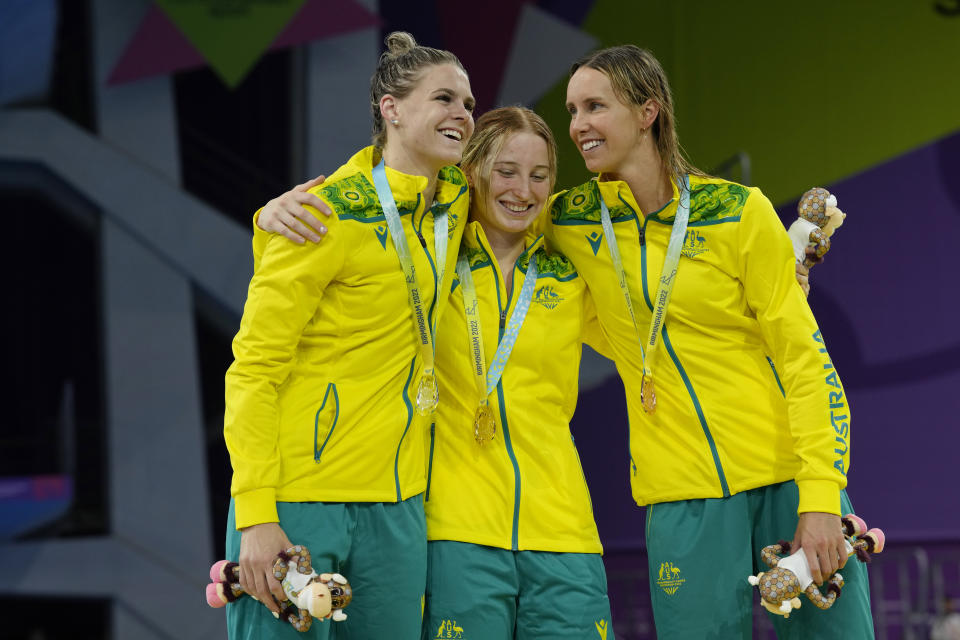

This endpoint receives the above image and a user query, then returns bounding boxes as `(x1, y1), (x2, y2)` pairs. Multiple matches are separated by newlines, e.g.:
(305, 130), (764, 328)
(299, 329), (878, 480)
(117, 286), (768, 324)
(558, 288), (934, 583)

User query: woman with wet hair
(554, 44), (871, 638)
(222, 32), (474, 639)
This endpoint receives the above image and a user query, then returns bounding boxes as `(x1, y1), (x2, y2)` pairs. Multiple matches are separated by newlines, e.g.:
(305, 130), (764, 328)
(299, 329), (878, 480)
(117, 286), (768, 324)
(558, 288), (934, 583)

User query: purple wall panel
(575, 130), (960, 550)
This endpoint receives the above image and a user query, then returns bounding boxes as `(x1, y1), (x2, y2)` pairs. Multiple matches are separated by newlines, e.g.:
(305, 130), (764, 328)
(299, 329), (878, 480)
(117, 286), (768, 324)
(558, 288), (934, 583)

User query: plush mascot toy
(747, 514), (884, 618)
(206, 544), (352, 632)
(788, 187), (847, 268)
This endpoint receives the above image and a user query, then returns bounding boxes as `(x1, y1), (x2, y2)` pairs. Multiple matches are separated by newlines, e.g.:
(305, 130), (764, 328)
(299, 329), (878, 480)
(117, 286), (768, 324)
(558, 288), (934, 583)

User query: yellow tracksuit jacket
(548, 176), (849, 516)
(426, 221), (606, 553)
(225, 147), (468, 529)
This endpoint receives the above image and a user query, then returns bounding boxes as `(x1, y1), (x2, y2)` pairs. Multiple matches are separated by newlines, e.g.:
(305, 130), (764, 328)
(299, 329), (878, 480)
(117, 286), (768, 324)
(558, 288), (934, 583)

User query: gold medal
(474, 404), (496, 444)
(641, 375), (657, 414)
(416, 374), (439, 415)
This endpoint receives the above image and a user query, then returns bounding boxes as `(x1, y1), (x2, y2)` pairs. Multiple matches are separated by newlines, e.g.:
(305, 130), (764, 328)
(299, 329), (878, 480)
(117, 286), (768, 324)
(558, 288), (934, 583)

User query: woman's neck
(601, 144), (673, 215)
(477, 219), (526, 292)
(382, 145), (439, 208)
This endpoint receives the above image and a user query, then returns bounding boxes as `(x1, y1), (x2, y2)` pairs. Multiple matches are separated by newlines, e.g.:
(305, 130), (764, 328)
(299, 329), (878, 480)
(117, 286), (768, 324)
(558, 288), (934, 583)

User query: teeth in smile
(440, 129), (462, 140)
(581, 140), (603, 151)
(502, 202), (530, 213)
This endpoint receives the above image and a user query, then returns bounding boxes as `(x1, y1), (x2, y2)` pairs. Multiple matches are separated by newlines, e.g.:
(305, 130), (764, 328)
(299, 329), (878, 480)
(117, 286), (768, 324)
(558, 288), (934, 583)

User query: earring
(391, 119), (399, 126)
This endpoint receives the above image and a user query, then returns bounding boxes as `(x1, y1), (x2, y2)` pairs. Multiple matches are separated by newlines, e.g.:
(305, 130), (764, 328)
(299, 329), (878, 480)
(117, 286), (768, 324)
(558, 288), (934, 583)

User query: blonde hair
(572, 45), (703, 179)
(460, 106), (557, 216)
(369, 31), (466, 148)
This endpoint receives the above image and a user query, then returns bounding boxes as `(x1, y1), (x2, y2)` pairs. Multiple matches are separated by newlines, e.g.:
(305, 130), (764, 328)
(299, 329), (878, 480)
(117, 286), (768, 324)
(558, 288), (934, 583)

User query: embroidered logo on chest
(534, 285), (563, 310)
(681, 229), (709, 258)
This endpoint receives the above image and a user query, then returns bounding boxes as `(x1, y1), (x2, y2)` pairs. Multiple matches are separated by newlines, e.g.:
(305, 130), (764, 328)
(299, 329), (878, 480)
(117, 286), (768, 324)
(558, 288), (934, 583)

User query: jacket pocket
(314, 383), (339, 463)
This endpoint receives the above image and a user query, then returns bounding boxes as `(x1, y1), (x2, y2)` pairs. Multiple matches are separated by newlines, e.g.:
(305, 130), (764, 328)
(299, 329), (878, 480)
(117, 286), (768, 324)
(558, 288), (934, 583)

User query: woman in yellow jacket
(423, 107), (614, 640)
(223, 32), (474, 639)
(553, 46), (872, 639)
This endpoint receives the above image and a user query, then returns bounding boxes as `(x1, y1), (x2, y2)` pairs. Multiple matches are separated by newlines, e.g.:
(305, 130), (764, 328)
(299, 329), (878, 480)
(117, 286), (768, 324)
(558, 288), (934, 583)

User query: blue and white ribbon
(456, 249), (539, 404)
(599, 174), (690, 381)
(372, 159), (448, 413)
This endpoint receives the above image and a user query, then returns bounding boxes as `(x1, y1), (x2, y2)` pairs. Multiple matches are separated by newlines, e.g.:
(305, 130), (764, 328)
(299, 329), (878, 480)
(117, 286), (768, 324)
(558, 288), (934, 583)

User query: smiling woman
(546, 44), (876, 639)
(220, 32), (474, 640)
(421, 106), (616, 640)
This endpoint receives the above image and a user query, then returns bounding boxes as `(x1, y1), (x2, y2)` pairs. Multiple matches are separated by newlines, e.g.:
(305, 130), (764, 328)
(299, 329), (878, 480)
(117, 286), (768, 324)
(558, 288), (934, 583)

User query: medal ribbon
(456, 248), (539, 404)
(371, 160), (447, 382)
(599, 174), (690, 381)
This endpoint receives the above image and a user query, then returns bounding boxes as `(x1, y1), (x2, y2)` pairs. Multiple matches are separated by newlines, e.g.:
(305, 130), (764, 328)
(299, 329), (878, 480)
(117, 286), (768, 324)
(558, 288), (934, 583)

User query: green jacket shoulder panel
(466, 245), (491, 270)
(688, 181), (751, 224)
(551, 182), (633, 225)
(318, 172), (418, 222)
(438, 164), (467, 187)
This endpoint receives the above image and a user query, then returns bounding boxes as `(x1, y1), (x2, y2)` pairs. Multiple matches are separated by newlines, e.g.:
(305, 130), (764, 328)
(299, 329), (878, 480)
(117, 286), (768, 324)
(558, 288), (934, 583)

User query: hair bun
(384, 31), (417, 56)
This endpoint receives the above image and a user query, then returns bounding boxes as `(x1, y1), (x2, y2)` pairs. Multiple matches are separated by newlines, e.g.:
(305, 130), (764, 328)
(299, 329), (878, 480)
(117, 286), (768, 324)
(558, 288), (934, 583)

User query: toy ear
(842, 514), (868, 537)
(864, 529), (885, 554)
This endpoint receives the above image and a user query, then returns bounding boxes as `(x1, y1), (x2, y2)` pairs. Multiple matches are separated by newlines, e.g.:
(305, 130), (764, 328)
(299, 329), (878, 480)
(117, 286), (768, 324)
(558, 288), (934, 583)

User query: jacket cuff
(234, 487), (278, 529)
(796, 480), (841, 516)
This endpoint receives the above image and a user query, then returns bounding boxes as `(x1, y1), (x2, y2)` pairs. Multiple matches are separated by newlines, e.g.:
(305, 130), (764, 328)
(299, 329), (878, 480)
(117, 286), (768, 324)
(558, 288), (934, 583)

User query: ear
(639, 98), (660, 130)
(380, 94), (399, 124)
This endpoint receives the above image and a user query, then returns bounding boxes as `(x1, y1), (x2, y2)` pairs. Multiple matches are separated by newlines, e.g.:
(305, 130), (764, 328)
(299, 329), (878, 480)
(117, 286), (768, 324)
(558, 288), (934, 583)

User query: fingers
(258, 192), (330, 243)
(837, 544), (849, 569)
(292, 175), (332, 218)
(804, 245), (824, 265)
(794, 512), (844, 585)
(268, 571), (287, 609)
(239, 559), (281, 613)
(301, 193), (332, 219)
(296, 174), (327, 192)
(795, 261), (810, 296)
(278, 211), (320, 244)
(238, 523), (291, 614)
(803, 546), (825, 585)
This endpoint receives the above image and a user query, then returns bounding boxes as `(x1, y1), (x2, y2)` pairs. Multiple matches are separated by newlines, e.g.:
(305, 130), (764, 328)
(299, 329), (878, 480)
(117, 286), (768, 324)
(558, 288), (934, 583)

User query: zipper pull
(416, 231), (427, 248)
(639, 227), (645, 246)
(499, 310), (506, 329)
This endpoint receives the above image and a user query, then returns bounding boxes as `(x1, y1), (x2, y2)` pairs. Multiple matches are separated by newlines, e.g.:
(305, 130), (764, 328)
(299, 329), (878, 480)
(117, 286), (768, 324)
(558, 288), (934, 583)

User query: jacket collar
(594, 173), (682, 220)
(463, 220), (545, 259)
(346, 146), (468, 210)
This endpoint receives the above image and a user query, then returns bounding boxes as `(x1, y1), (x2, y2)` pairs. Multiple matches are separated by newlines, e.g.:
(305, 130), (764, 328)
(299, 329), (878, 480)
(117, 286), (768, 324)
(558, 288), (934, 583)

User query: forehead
(415, 63), (472, 95)
(495, 131), (549, 163)
(566, 66), (613, 100)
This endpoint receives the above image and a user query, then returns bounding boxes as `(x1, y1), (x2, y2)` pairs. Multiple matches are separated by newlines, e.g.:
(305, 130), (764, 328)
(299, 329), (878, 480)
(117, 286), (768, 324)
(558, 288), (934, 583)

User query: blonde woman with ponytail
(222, 32), (474, 639)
